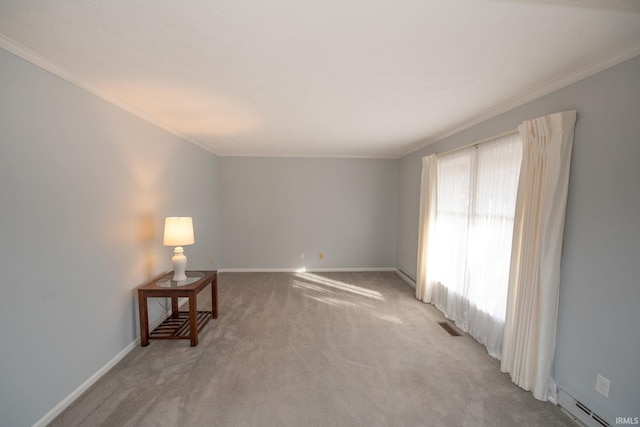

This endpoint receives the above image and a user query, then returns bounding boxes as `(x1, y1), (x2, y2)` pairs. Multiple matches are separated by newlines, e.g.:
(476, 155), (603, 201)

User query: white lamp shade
(163, 217), (195, 246)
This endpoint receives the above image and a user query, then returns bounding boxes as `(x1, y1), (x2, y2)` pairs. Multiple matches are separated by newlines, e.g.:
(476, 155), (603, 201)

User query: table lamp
(163, 217), (195, 281)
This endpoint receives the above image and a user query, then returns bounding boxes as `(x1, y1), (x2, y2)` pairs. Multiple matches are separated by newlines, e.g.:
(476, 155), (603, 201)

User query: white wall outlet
(300, 252), (305, 260)
(595, 374), (610, 398)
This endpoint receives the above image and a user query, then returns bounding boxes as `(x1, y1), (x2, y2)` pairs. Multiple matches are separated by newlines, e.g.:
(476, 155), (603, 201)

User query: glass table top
(156, 271), (205, 288)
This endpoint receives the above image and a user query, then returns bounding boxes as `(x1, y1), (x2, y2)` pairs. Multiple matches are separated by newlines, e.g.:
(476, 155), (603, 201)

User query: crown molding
(0, 34), (218, 156)
(218, 153), (398, 160)
(3, 32), (638, 161)
(401, 44), (640, 158)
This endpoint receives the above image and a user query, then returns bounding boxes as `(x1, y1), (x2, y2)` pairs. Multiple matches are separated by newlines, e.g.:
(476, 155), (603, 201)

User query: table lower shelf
(149, 311), (212, 340)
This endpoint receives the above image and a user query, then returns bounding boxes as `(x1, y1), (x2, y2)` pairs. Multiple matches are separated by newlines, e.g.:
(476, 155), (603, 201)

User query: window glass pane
(428, 132), (522, 358)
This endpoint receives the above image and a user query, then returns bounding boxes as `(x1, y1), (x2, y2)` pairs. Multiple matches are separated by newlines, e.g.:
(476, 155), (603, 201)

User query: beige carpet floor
(49, 271), (575, 427)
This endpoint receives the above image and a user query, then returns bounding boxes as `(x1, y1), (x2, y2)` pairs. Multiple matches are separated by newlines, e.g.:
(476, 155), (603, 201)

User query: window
(418, 111), (576, 398)
(428, 133), (521, 358)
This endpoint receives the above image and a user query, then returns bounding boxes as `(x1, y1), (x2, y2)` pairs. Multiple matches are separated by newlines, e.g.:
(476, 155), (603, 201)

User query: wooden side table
(137, 270), (217, 347)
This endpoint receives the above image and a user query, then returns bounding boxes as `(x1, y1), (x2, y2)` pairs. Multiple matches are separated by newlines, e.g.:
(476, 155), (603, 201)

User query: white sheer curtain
(417, 134), (522, 358)
(501, 110), (577, 402)
(416, 154), (437, 302)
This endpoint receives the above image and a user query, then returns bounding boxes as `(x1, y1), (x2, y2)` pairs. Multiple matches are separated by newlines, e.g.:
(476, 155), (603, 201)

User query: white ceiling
(1, 1), (639, 158)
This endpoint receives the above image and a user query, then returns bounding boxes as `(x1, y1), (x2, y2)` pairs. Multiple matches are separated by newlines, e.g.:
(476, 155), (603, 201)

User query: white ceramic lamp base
(171, 246), (188, 281)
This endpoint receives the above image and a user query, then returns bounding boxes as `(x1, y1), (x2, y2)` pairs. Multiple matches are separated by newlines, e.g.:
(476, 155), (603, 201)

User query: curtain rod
(433, 129), (519, 158)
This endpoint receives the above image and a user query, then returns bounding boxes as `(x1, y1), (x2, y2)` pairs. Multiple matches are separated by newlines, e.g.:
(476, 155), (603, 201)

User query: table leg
(171, 297), (179, 317)
(211, 274), (218, 319)
(138, 291), (150, 347)
(189, 292), (198, 346)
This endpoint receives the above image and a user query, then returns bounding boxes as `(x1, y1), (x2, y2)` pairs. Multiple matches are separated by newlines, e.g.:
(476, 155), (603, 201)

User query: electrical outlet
(595, 374), (610, 398)
(300, 252), (305, 260)
(209, 257), (214, 266)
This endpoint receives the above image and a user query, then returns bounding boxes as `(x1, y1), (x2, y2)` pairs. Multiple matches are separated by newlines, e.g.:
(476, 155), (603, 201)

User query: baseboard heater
(397, 268), (416, 284)
(558, 389), (609, 427)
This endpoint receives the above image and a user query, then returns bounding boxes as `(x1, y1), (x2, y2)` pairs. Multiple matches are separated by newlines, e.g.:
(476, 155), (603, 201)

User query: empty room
(1, 2), (639, 426)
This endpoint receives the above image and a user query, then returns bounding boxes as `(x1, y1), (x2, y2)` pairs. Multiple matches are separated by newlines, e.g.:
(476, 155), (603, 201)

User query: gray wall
(0, 48), (220, 427)
(3, 37), (638, 427)
(396, 55), (640, 421)
(219, 157), (398, 270)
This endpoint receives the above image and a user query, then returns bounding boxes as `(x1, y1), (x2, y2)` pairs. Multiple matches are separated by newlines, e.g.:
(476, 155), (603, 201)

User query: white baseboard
(218, 267), (297, 273)
(32, 313), (167, 427)
(33, 267), (395, 426)
(32, 341), (136, 427)
(218, 267), (396, 273)
(306, 267), (396, 272)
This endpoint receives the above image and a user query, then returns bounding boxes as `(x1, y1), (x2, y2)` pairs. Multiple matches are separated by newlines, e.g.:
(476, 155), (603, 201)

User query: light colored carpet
(49, 271), (575, 426)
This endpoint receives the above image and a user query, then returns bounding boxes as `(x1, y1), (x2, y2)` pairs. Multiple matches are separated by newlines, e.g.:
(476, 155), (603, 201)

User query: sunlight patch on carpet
(294, 272), (384, 300)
